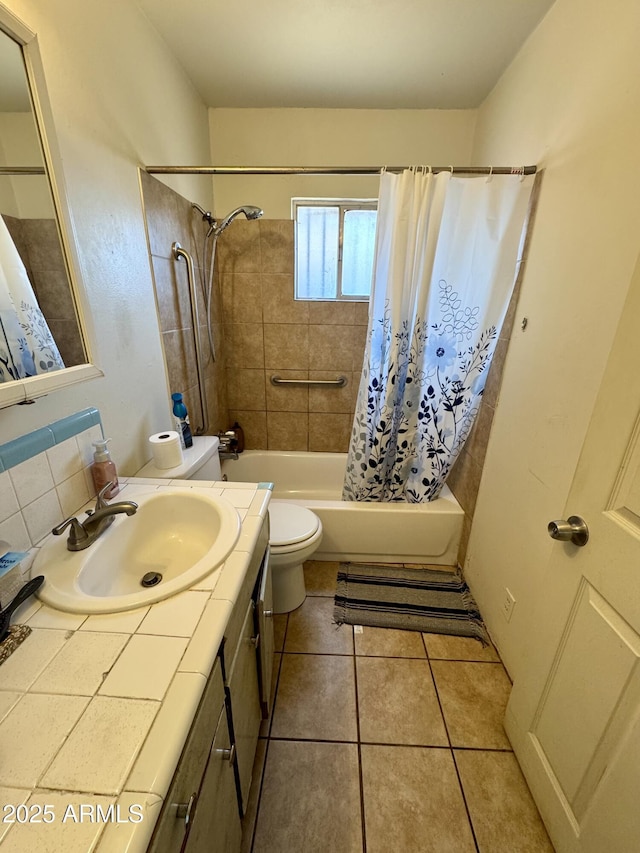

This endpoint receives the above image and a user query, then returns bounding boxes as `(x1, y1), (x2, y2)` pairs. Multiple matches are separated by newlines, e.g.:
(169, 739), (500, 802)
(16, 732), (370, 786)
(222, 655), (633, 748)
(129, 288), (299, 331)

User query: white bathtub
(221, 450), (463, 565)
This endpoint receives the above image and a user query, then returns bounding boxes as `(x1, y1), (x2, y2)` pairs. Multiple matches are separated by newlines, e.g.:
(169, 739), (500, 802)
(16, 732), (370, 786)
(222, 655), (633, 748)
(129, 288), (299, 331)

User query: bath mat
(334, 563), (488, 643)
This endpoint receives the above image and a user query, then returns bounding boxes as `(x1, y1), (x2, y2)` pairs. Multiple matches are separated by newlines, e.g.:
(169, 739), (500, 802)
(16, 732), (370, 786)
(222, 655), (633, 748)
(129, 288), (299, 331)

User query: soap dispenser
(91, 438), (120, 499)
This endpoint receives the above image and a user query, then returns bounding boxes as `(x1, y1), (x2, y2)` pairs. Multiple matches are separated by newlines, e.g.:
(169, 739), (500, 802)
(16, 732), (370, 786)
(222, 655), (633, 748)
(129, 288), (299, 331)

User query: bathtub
(221, 450), (463, 565)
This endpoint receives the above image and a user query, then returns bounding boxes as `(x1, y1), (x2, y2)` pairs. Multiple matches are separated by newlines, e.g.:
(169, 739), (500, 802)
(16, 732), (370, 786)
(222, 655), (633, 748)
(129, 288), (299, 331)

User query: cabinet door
(184, 703), (241, 853)
(227, 599), (262, 812)
(148, 662), (225, 853)
(257, 549), (275, 718)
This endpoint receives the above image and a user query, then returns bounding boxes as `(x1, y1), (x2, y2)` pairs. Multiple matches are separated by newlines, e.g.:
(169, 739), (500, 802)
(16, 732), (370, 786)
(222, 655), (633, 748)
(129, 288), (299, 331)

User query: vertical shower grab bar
(171, 242), (209, 434)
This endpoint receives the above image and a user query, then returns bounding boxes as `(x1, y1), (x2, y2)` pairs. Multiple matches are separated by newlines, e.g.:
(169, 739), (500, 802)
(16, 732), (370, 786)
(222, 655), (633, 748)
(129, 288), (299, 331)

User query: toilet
(136, 435), (322, 613)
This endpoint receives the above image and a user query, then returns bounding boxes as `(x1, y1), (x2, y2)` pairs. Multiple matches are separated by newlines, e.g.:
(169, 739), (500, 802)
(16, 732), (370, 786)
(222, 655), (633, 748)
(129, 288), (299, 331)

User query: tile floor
(241, 561), (555, 853)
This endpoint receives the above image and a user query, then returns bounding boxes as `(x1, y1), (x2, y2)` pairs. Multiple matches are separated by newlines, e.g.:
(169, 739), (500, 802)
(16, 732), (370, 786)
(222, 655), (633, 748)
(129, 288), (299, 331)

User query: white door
(505, 250), (640, 853)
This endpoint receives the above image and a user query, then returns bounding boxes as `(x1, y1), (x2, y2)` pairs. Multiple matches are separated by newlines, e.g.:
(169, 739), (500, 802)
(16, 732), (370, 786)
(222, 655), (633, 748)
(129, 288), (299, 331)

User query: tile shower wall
(140, 171), (229, 436)
(217, 219), (369, 452)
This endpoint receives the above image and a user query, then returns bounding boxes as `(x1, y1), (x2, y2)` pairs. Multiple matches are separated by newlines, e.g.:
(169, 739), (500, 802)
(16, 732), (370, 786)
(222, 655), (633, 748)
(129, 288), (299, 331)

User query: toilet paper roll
(149, 431), (183, 469)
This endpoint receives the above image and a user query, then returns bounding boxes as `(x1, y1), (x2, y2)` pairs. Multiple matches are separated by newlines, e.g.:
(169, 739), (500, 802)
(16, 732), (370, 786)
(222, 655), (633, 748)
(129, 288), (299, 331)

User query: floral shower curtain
(343, 168), (534, 503)
(0, 216), (65, 382)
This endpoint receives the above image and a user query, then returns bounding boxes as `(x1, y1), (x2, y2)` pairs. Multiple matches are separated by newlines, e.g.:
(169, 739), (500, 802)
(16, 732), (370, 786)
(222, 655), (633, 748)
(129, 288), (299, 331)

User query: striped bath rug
(334, 563), (488, 643)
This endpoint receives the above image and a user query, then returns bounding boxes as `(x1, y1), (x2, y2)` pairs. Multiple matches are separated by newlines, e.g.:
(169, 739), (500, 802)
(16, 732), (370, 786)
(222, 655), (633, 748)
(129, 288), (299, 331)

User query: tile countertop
(0, 477), (271, 853)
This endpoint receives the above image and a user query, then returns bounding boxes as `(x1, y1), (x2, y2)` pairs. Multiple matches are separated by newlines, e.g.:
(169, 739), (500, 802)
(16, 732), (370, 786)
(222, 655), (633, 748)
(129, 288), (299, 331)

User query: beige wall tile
(259, 220), (294, 275)
(264, 324), (309, 369)
(267, 411), (309, 450)
(351, 325), (368, 370)
(483, 334), (509, 408)
(216, 220), (262, 275)
(455, 750), (555, 853)
(262, 274), (308, 324)
(265, 370), (309, 413)
(225, 323), (265, 368)
(309, 372), (357, 414)
(225, 368), (266, 410)
(220, 273), (263, 324)
(446, 447), (483, 516)
(361, 745), (476, 853)
(308, 300), (355, 325)
(463, 400), (496, 468)
(152, 256), (190, 333)
(309, 325), (355, 371)
(140, 170), (181, 259)
(229, 410), (267, 449)
(162, 329), (196, 395)
(354, 301), (370, 326)
(309, 413), (352, 453)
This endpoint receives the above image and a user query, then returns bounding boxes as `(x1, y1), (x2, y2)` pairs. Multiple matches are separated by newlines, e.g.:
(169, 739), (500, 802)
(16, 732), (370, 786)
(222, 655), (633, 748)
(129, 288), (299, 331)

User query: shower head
(212, 205), (263, 237)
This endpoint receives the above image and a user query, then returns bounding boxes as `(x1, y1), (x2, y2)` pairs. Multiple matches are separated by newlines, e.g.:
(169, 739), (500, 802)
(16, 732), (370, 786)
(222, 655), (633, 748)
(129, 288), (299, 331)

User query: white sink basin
(34, 488), (241, 613)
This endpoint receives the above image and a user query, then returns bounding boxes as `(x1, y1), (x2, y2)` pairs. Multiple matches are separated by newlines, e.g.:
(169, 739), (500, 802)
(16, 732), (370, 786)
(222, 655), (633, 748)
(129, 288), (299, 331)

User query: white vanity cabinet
(147, 518), (272, 853)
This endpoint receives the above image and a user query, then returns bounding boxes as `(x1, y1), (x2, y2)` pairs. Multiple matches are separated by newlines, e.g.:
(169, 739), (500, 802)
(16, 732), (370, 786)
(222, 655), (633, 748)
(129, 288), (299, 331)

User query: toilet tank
(135, 435), (222, 481)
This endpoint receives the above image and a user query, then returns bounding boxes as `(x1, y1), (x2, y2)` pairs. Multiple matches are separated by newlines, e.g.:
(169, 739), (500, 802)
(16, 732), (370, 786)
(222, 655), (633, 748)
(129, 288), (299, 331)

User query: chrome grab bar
(172, 242), (209, 434)
(270, 375), (347, 388)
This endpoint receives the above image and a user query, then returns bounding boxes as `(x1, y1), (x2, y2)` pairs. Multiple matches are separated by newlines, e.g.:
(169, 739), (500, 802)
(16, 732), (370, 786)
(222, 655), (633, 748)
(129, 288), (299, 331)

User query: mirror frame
(0, 2), (101, 408)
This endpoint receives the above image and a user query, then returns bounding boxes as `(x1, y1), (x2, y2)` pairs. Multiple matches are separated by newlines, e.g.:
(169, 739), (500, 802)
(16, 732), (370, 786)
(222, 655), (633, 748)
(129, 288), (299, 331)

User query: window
(293, 198), (377, 301)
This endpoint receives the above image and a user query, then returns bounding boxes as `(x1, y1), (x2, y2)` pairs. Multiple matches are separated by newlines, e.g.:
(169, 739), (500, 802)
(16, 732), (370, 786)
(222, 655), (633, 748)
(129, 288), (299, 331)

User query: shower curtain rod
(145, 164), (537, 177)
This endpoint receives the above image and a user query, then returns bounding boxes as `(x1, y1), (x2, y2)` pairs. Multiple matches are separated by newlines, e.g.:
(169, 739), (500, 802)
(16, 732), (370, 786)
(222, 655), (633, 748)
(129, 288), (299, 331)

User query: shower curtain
(343, 168), (534, 503)
(0, 216), (65, 382)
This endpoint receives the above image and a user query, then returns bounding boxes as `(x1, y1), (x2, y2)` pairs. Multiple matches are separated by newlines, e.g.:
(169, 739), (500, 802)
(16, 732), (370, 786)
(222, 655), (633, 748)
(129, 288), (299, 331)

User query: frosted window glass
(342, 209), (377, 297)
(296, 206), (339, 299)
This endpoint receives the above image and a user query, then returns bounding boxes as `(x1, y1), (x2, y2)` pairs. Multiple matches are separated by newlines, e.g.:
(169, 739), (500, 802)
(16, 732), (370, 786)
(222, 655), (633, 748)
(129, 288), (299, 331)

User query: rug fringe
(334, 562), (490, 645)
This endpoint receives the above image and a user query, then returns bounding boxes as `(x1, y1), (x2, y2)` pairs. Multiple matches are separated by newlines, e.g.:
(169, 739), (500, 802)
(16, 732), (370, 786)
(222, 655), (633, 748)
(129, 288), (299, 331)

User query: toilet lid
(269, 501), (320, 546)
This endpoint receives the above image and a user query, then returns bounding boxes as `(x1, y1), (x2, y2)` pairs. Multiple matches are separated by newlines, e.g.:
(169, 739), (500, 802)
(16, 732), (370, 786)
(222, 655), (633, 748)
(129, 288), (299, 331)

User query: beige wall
(209, 108), (477, 218)
(0, 0), (212, 475)
(465, 0), (640, 679)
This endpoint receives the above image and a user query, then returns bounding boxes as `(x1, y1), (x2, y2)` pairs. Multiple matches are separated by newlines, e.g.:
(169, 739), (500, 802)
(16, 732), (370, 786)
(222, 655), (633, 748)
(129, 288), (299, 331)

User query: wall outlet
(502, 588), (516, 622)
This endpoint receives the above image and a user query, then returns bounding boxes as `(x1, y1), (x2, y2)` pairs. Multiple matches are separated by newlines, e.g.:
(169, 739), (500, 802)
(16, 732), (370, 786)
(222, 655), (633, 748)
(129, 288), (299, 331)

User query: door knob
(547, 516), (589, 547)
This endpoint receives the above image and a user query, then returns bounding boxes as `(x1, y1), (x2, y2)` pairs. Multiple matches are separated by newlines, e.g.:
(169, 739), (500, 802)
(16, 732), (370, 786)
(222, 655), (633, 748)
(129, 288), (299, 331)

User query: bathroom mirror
(0, 3), (101, 408)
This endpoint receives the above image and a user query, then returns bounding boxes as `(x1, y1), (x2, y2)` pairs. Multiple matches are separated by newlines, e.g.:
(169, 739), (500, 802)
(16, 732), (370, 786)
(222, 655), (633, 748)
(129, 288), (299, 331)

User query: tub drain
(141, 571), (163, 588)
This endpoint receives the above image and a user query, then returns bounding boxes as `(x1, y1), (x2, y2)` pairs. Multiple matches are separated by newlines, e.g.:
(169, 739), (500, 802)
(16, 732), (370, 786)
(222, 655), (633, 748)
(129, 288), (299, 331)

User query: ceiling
(135, 0), (554, 110)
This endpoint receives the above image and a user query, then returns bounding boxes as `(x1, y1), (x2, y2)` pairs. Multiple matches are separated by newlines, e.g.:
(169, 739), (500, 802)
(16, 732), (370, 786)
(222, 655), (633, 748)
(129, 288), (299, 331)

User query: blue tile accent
(0, 407), (103, 471)
(49, 407), (102, 443)
(257, 482), (274, 490)
(0, 427), (55, 470)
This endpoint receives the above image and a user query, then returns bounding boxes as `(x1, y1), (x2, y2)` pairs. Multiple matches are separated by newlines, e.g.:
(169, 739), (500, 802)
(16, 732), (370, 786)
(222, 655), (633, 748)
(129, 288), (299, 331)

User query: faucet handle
(52, 516), (89, 546)
(94, 482), (115, 511)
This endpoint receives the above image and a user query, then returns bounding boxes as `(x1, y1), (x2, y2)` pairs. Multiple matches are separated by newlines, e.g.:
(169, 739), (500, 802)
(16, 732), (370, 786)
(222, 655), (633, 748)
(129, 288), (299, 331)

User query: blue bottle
(171, 393), (193, 448)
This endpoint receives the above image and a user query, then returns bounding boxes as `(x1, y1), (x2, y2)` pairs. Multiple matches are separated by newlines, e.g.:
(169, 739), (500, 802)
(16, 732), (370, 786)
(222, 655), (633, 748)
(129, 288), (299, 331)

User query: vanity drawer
(148, 659), (225, 853)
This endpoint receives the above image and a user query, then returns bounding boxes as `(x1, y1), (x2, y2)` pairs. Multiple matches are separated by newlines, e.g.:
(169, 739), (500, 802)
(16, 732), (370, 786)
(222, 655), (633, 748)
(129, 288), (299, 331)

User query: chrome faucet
(52, 483), (138, 551)
(217, 431), (239, 461)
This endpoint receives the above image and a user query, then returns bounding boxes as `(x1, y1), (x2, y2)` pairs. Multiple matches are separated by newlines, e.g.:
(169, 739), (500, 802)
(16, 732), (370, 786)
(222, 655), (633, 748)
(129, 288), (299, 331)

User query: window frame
(292, 197), (377, 302)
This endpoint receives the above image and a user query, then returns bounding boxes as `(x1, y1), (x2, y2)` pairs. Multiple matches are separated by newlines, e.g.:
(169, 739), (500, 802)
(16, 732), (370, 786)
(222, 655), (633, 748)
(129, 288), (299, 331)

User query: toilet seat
(269, 501), (320, 547)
